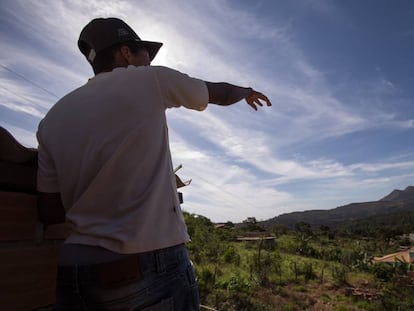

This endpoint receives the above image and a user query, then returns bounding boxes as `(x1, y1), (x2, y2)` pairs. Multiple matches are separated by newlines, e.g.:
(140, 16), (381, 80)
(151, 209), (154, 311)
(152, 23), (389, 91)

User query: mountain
(380, 186), (414, 201)
(260, 186), (414, 230)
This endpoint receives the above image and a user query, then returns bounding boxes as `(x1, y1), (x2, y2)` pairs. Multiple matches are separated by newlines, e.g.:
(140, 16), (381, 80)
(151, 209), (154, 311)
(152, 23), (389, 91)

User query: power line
(0, 84), (37, 104)
(0, 84), (46, 119)
(0, 64), (59, 99)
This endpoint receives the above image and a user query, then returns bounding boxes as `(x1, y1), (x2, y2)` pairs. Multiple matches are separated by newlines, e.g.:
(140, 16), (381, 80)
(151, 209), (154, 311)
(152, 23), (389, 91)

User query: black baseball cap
(78, 17), (162, 63)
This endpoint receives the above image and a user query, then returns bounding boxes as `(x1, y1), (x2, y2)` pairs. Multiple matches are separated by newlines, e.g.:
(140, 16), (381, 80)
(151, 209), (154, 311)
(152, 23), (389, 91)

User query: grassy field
(184, 213), (414, 311)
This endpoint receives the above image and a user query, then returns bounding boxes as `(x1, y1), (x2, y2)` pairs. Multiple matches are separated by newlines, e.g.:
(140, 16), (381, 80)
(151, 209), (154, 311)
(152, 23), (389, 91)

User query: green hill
(261, 186), (414, 230)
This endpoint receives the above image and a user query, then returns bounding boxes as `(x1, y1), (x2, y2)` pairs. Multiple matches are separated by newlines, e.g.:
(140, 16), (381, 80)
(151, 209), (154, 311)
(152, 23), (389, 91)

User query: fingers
(246, 98), (264, 111)
(247, 101), (258, 111)
(254, 92), (272, 107)
(245, 90), (272, 111)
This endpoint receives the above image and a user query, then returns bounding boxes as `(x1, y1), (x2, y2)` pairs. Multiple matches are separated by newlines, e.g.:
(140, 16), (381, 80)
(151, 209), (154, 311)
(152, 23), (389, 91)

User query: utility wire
(0, 64), (59, 99)
(0, 84), (37, 104)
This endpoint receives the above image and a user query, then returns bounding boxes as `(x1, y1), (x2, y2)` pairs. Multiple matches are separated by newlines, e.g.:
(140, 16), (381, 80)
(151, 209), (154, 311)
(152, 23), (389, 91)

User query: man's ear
(119, 45), (132, 64)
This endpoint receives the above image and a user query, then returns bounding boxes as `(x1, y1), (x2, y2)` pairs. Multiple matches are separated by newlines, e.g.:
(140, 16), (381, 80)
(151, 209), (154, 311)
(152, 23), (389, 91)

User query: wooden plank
(0, 191), (37, 206)
(0, 192), (38, 240)
(0, 161), (37, 193)
(0, 127), (38, 163)
(1, 287), (55, 311)
(0, 244), (60, 310)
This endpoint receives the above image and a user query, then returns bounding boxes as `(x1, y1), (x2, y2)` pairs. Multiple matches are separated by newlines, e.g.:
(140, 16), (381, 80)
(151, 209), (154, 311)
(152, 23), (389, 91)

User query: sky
(1, 0), (414, 223)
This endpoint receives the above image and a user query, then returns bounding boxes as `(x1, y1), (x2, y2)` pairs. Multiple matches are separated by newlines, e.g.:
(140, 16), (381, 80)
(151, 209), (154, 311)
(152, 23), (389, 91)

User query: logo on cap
(118, 28), (129, 36)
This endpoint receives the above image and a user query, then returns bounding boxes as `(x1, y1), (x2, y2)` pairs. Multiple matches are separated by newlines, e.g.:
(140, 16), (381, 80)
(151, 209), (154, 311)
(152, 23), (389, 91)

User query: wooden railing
(0, 127), (70, 310)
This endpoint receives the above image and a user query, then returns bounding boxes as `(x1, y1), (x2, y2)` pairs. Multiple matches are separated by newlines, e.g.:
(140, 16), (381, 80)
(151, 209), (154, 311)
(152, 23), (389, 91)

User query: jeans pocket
(185, 263), (197, 288)
(139, 297), (174, 311)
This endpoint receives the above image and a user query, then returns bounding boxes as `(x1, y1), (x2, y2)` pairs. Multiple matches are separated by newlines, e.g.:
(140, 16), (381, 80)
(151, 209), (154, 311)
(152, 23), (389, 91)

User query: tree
(294, 221), (314, 255)
(241, 217), (265, 232)
(184, 212), (223, 264)
(271, 224), (288, 237)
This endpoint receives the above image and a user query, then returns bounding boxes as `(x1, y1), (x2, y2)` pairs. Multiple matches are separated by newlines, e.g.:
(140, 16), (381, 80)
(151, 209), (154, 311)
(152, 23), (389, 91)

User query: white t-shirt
(37, 65), (209, 254)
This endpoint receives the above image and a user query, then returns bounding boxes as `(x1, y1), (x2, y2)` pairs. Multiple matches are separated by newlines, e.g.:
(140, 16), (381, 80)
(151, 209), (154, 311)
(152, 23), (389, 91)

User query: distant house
(373, 247), (414, 264)
(398, 233), (414, 242)
(214, 223), (227, 229)
(214, 223), (234, 229)
(236, 232), (276, 248)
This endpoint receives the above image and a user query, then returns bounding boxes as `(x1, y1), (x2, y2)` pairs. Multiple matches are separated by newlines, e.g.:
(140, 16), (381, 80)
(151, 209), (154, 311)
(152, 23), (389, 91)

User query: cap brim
(136, 40), (163, 61)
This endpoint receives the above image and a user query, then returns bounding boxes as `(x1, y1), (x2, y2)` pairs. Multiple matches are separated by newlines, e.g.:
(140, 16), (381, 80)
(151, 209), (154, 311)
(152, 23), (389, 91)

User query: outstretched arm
(205, 82), (272, 111)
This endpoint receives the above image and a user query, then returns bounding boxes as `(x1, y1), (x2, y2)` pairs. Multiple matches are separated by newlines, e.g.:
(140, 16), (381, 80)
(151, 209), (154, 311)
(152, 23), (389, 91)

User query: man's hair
(91, 41), (144, 74)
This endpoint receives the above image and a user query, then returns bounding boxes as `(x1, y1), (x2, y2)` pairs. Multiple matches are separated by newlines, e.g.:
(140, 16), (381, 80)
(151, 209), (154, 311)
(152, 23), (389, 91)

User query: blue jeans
(55, 244), (199, 310)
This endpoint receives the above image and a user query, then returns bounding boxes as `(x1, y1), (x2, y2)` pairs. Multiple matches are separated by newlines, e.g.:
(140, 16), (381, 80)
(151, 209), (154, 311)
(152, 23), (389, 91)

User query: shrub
(331, 265), (348, 284)
(371, 263), (394, 281)
(216, 272), (252, 293)
(196, 266), (218, 301)
(222, 245), (240, 265)
(355, 301), (379, 311)
(303, 262), (317, 282)
(282, 303), (298, 311)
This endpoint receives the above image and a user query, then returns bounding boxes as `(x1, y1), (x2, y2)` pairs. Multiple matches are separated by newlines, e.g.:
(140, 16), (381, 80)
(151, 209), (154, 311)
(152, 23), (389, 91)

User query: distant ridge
(261, 186), (414, 229)
(380, 186), (414, 202)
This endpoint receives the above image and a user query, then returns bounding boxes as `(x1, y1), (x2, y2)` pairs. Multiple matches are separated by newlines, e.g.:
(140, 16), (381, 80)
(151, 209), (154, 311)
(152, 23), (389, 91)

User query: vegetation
(337, 211), (414, 239)
(184, 212), (414, 311)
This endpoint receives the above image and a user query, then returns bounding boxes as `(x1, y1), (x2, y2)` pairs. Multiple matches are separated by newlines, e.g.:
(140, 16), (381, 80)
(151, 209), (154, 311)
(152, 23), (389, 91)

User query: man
(37, 17), (271, 311)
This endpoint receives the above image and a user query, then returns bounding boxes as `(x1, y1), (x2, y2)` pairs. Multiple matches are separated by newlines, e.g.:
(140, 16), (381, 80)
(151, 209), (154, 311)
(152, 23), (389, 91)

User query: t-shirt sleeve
(152, 66), (209, 110)
(36, 128), (59, 193)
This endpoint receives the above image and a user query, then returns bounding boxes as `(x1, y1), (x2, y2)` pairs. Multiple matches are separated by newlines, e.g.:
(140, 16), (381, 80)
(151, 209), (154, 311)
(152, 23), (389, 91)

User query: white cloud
(169, 105), (355, 183)
(170, 131), (295, 222)
(350, 160), (414, 173)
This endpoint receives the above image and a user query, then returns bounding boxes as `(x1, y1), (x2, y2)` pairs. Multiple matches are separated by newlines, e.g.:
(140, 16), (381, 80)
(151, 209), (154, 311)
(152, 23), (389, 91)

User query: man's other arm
(205, 82), (272, 111)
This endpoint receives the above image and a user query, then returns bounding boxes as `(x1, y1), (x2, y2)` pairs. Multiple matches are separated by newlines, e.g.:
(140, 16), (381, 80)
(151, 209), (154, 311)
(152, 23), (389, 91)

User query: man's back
(37, 65), (208, 254)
